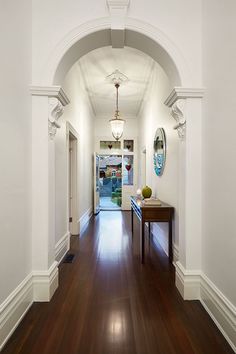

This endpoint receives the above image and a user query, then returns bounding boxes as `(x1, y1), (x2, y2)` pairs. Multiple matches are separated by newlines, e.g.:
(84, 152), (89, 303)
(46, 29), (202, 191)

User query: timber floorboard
(2, 211), (234, 354)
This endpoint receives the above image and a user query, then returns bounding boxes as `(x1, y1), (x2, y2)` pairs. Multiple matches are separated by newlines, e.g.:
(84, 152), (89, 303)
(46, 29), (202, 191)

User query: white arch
(41, 17), (192, 87)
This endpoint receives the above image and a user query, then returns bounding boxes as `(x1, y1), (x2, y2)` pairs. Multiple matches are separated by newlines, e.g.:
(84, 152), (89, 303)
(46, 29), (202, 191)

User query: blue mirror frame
(153, 128), (166, 176)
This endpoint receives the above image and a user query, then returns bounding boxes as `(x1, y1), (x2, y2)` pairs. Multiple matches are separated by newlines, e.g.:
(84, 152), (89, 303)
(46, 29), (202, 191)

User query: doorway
(68, 130), (78, 235)
(99, 155), (122, 210)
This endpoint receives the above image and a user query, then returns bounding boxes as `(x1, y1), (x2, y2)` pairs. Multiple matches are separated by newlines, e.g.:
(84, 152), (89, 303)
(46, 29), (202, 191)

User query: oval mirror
(153, 128), (166, 176)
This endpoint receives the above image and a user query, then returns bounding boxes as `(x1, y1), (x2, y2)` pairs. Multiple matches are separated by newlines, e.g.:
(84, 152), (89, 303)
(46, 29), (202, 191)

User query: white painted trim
(0, 261), (59, 350)
(67, 122), (79, 140)
(200, 274), (236, 352)
(175, 262), (236, 352)
(55, 232), (71, 264)
(41, 17), (191, 86)
(164, 87), (205, 107)
(175, 261), (201, 300)
(30, 85), (70, 106)
(32, 261), (59, 302)
(0, 274), (33, 351)
(107, 0), (130, 7)
(107, 0), (129, 47)
(66, 122), (80, 236)
(79, 207), (93, 234)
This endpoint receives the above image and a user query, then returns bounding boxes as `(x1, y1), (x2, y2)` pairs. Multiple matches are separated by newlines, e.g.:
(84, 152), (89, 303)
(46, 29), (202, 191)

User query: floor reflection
(97, 211), (129, 261)
(107, 310), (127, 343)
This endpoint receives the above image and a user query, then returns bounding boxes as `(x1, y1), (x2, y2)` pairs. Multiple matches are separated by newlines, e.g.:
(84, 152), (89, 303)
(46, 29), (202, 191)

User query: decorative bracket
(164, 87), (204, 141)
(171, 99), (186, 140)
(31, 86), (70, 139)
(48, 98), (64, 139)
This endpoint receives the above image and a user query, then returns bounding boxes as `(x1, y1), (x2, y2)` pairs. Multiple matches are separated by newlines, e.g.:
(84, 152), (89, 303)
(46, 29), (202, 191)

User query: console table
(131, 196), (174, 264)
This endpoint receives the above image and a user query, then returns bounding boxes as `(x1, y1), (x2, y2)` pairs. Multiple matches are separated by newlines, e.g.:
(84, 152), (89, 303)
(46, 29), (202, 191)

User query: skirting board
(175, 262), (236, 352)
(32, 261), (59, 302)
(78, 207), (93, 234)
(0, 274), (33, 351)
(0, 262), (59, 350)
(55, 232), (70, 264)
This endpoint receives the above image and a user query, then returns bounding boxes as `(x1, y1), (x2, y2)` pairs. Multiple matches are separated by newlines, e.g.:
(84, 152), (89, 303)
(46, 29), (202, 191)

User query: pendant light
(109, 83), (125, 141)
(106, 70), (128, 141)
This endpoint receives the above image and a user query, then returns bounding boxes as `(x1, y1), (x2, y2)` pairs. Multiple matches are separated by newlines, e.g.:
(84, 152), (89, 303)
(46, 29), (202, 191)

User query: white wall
(202, 0), (236, 306)
(0, 0), (32, 304)
(1, 0), (235, 350)
(55, 62), (95, 244)
(138, 63), (179, 255)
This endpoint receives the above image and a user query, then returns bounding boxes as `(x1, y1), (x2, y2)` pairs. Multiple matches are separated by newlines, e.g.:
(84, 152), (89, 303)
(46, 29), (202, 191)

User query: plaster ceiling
(77, 46), (155, 118)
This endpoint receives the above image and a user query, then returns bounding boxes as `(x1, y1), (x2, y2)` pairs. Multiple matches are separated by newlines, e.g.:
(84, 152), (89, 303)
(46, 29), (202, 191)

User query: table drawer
(142, 208), (173, 221)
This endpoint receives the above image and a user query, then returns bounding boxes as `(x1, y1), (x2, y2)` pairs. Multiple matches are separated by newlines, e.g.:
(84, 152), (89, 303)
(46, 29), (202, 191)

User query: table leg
(131, 207), (134, 241)
(140, 219), (145, 263)
(168, 220), (173, 263)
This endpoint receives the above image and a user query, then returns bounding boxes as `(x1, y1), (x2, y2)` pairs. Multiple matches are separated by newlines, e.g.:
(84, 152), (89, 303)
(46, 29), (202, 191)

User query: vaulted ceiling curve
(53, 28), (182, 87)
(73, 46), (156, 118)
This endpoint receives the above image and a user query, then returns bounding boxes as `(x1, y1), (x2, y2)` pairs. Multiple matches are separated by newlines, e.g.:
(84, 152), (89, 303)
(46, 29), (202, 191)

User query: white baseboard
(175, 261), (201, 300)
(79, 207), (93, 234)
(55, 232), (70, 264)
(32, 261), (59, 302)
(200, 274), (236, 352)
(0, 261), (59, 350)
(175, 262), (236, 352)
(0, 274), (33, 351)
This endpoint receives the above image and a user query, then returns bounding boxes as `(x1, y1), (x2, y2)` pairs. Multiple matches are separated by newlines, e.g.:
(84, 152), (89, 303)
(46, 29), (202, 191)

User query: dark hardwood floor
(2, 211), (234, 354)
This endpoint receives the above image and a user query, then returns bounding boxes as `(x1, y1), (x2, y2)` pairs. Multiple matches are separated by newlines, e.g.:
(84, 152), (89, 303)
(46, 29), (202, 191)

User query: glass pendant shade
(109, 81), (125, 141)
(110, 115), (125, 141)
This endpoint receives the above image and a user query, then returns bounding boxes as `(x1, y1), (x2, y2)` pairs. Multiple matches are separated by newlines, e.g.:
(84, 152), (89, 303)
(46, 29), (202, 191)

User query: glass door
(94, 153), (100, 214)
(94, 137), (137, 211)
(99, 155), (122, 210)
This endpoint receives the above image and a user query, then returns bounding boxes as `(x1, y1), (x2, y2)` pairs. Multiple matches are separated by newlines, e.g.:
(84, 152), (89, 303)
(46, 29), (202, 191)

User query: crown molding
(30, 86), (70, 106)
(164, 87), (205, 107)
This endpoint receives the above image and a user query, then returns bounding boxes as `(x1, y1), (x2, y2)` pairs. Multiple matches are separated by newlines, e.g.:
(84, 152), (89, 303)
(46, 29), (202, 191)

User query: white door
(94, 153), (100, 214)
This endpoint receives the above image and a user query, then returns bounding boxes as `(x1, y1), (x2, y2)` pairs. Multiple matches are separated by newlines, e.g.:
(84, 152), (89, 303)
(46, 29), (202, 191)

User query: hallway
(2, 212), (233, 354)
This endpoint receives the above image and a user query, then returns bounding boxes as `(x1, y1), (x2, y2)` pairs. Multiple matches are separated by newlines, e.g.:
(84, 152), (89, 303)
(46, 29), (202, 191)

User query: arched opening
(32, 20), (202, 312)
(52, 26), (182, 268)
(46, 22), (189, 87)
